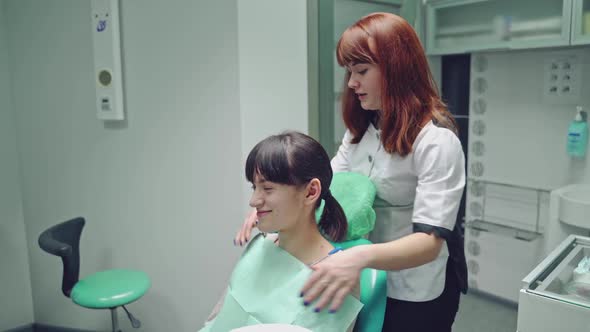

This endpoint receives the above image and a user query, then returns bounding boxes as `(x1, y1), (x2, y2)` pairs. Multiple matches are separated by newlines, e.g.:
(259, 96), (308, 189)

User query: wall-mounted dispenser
(91, 0), (124, 121)
(567, 106), (588, 158)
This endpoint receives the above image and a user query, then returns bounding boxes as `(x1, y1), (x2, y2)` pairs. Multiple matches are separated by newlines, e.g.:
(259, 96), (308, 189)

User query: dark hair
(245, 131), (348, 242)
(336, 12), (457, 156)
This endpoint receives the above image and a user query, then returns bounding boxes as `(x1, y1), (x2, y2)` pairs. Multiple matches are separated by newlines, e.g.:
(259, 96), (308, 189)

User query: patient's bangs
(245, 137), (294, 185)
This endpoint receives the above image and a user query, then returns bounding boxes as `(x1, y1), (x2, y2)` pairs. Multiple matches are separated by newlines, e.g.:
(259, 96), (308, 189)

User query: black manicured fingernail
(329, 309), (336, 314)
(303, 301), (309, 306)
(300, 292), (304, 297)
(314, 308), (321, 313)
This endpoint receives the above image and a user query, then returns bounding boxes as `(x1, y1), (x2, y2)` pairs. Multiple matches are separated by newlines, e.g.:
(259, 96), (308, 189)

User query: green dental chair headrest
(316, 172), (377, 240)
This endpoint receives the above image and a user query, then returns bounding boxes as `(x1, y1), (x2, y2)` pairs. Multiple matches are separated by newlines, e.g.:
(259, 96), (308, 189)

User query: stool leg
(110, 307), (121, 332)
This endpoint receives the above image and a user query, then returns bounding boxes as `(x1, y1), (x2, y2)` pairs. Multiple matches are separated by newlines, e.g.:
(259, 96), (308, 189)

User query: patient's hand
(234, 208), (258, 247)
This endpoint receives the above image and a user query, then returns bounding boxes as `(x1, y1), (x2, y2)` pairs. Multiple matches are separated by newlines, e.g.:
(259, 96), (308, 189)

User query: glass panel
(583, 0), (590, 36)
(433, 0), (564, 51)
(531, 242), (590, 309)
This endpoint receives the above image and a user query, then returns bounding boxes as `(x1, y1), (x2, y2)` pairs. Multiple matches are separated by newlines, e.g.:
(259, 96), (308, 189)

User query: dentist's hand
(300, 246), (366, 312)
(234, 208), (258, 246)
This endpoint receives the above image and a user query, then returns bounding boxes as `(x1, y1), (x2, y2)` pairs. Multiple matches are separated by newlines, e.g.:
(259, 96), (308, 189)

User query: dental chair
(38, 217), (150, 332)
(334, 237), (387, 332)
(319, 172), (388, 332)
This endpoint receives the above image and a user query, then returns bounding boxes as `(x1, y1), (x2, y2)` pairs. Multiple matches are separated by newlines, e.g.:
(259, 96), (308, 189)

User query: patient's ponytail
(318, 190), (348, 242)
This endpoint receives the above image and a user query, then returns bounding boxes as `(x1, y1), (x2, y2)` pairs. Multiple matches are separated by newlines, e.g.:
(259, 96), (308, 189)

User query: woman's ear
(304, 178), (322, 206)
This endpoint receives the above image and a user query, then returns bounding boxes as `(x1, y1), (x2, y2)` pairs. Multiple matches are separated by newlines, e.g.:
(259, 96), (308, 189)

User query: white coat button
(368, 155), (373, 163)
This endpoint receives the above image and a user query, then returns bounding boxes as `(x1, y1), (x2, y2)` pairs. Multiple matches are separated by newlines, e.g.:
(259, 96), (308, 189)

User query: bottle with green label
(567, 106), (588, 158)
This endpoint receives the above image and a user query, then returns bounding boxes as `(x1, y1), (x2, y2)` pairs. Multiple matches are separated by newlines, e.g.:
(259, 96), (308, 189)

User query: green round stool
(39, 217), (151, 332)
(72, 269), (150, 308)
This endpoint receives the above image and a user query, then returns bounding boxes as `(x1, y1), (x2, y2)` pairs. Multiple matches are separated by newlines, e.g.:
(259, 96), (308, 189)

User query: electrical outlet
(543, 54), (581, 104)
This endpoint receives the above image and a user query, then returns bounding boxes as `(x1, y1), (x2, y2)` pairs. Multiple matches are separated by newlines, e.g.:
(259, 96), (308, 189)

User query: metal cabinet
(464, 179), (550, 302)
(518, 235), (590, 332)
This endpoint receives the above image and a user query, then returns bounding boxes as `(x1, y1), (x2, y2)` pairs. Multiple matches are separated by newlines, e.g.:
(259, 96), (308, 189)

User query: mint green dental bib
(200, 234), (363, 332)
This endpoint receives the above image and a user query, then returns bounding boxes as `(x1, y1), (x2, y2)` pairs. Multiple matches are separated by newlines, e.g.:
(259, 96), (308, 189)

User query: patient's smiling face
(249, 174), (306, 234)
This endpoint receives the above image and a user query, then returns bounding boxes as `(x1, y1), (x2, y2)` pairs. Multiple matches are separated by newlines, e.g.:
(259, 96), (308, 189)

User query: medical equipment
(518, 235), (590, 331)
(91, 0), (125, 120)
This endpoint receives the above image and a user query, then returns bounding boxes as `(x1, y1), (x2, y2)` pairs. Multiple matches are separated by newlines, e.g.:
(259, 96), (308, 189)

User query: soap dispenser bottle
(567, 106), (588, 158)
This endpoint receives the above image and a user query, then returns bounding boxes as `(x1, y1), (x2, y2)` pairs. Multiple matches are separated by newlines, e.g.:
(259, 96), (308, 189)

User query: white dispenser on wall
(91, 0), (124, 121)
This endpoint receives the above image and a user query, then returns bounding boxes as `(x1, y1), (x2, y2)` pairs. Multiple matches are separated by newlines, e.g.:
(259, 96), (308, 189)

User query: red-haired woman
(235, 12), (466, 332)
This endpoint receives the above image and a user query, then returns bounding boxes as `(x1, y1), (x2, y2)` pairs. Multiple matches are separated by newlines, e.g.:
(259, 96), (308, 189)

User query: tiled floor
(454, 291), (518, 332)
(7, 291), (519, 332)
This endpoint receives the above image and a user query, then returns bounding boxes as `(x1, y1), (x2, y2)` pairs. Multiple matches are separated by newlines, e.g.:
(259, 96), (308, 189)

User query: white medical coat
(331, 121), (466, 301)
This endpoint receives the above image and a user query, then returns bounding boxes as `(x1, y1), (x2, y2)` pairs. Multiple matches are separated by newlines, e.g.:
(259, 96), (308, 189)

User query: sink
(558, 184), (590, 229)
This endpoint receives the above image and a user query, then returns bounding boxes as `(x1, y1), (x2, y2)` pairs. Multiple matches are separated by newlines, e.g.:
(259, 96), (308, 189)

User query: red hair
(336, 12), (456, 156)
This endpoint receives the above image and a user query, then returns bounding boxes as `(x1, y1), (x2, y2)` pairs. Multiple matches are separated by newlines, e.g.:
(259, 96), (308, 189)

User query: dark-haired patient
(198, 131), (362, 332)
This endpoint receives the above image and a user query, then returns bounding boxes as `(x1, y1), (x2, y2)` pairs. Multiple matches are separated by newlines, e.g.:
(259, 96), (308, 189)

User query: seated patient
(199, 131), (363, 332)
